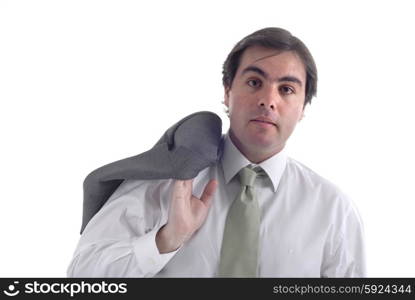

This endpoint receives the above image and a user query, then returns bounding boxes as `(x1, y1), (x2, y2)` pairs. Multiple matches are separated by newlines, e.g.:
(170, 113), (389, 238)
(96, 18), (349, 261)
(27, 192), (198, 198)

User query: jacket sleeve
(67, 179), (179, 277)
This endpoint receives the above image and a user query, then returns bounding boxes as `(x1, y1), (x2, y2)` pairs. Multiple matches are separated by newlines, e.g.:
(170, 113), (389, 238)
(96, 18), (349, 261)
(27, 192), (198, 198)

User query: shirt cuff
(132, 225), (180, 276)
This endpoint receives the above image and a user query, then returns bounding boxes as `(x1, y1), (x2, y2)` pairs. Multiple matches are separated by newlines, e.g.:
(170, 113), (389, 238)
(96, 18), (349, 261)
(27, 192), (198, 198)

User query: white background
(1, 0), (414, 277)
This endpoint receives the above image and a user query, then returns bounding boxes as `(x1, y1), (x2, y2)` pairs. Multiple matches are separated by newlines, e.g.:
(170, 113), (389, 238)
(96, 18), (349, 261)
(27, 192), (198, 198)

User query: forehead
(237, 46), (306, 80)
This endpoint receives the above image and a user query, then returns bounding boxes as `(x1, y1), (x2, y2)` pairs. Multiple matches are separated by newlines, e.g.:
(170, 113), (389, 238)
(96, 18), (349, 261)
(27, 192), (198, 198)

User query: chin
(247, 134), (279, 149)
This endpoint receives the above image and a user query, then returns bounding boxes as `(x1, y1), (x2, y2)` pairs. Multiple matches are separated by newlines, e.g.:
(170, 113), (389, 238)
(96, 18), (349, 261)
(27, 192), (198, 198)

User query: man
(67, 27), (366, 277)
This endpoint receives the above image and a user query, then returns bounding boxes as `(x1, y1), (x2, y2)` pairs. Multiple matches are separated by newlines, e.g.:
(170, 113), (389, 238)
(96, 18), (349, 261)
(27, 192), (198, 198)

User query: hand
(156, 178), (218, 253)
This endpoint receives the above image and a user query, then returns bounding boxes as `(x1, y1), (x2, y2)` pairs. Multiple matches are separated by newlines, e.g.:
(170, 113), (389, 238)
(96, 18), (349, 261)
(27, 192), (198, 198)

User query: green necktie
(218, 165), (265, 277)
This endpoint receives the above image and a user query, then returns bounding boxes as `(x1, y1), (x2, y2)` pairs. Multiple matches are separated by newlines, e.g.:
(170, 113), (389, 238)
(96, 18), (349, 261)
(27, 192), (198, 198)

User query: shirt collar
(220, 132), (287, 192)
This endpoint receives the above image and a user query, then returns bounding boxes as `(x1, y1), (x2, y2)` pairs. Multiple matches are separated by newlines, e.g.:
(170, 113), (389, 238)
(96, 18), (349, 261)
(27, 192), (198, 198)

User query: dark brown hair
(222, 27), (317, 107)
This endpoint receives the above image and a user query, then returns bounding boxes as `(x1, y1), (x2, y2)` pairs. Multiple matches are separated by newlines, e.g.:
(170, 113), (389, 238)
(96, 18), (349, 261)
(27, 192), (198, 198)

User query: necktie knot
(238, 166), (265, 187)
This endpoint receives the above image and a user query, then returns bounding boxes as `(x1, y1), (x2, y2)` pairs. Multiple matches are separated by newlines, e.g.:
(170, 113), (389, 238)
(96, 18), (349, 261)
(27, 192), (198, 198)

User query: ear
(299, 106), (306, 121)
(224, 86), (230, 107)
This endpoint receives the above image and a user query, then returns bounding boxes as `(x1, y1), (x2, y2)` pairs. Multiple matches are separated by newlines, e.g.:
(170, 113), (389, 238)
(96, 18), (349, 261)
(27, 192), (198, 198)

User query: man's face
(224, 46), (307, 162)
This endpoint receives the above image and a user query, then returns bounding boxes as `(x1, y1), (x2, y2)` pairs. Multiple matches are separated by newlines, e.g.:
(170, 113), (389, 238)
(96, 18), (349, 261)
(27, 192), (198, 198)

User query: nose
(257, 85), (279, 110)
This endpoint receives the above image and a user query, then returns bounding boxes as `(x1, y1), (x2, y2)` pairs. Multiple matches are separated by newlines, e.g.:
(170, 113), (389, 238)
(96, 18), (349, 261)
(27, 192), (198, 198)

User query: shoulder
(285, 157), (339, 190)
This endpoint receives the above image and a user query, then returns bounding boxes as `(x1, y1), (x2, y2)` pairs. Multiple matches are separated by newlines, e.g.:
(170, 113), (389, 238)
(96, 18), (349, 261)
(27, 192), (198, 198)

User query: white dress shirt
(67, 133), (366, 277)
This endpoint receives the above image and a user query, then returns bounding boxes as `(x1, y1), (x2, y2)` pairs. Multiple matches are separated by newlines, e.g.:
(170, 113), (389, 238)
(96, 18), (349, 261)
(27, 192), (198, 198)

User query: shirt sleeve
(320, 195), (367, 278)
(67, 179), (180, 277)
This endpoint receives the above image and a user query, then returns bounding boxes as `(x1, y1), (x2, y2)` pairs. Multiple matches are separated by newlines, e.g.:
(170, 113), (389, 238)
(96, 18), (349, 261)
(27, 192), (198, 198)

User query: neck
(229, 131), (283, 164)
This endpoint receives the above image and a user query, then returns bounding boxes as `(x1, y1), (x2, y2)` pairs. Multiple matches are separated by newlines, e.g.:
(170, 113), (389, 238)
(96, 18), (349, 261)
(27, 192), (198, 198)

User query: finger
(200, 179), (218, 207)
(174, 178), (193, 186)
(182, 179), (194, 195)
(173, 179), (193, 199)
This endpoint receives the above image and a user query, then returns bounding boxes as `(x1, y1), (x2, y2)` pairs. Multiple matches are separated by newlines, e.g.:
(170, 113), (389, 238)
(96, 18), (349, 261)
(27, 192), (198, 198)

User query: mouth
(251, 117), (277, 127)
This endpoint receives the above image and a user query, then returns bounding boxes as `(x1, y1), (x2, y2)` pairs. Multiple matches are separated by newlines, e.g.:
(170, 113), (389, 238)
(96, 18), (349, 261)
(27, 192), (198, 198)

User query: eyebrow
(241, 65), (303, 87)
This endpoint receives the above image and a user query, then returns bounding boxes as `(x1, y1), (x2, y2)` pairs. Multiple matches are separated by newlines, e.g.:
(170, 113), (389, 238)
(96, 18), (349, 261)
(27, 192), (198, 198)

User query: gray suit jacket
(80, 111), (224, 233)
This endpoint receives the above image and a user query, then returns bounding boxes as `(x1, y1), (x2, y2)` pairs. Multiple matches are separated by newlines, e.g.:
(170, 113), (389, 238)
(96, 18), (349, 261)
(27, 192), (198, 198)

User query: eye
(247, 79), (262, 88)
(280, 85), (294, 95)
